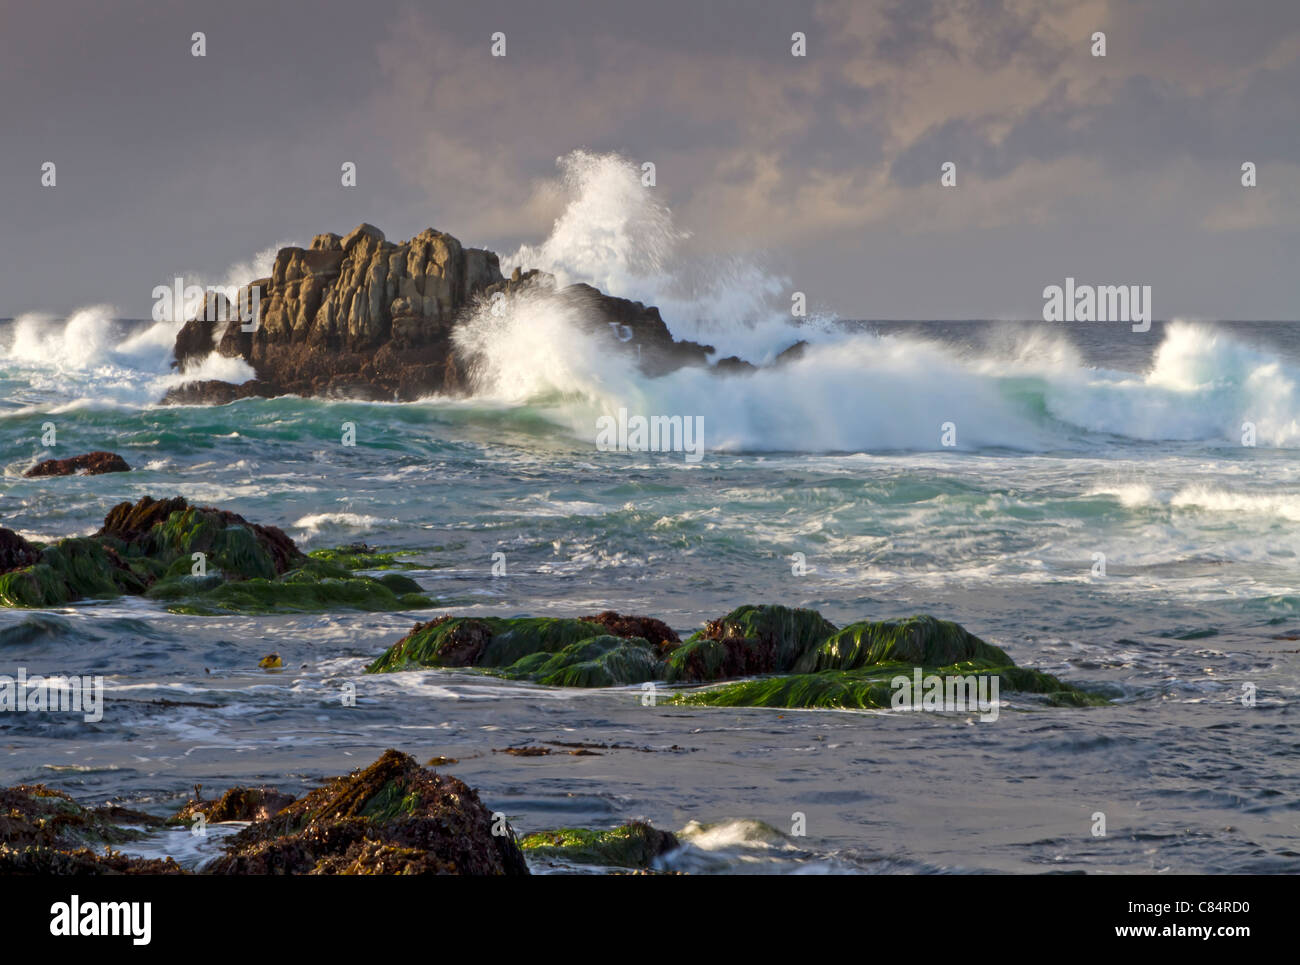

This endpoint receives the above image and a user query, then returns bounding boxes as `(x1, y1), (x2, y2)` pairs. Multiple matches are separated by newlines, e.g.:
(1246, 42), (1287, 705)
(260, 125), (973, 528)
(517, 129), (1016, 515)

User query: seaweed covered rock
(206, 750), (529, 875)
(0, 495), (432, 614)
(366, 604), (1107, 710)
(520, 821), (680, 870)
(795, 615), (1013, 673)
(0, 528), (40, 572)
(0, 784), (180, 875)
(23, 451), (131, 477)
(671, 660), (1107, 710)
(366, 613), (670, 686)
(99, 495), (303, 578)
(663, 604), (837, 682)
(499, 635), (662, 687)
(172, 786), (295, 823)
(581, 610), (680, 653)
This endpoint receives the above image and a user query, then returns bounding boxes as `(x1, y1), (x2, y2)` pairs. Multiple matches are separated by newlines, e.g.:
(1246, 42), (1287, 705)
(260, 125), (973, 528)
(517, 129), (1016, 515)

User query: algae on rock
(0, 496), (432, 614)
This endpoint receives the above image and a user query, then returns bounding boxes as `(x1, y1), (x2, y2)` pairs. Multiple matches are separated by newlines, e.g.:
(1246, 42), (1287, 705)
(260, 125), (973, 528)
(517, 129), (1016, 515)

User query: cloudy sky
(2, 0), (1297, 320)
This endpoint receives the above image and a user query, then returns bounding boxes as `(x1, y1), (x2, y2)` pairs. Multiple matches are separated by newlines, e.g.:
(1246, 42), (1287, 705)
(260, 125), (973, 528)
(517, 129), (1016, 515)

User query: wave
(456, 293), (1300, 452)
(4, 150), (1299, 453)
(1089, 483), (1300, 521)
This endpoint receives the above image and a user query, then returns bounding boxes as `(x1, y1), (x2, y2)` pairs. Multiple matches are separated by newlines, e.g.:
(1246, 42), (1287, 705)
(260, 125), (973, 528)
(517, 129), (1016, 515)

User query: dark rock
(23, 451), (130, 477)
(166, 224), (717, 403)
(713, 355), (758, 376)
(173, 787), (295, 823)
(0, 529), (40, 573)
(158, 379), (279, 406)
(580, 610), (681, 653)
(774, 340), (809, 365)
(205, 749), (529, 875)
(0, 783), (180, 875)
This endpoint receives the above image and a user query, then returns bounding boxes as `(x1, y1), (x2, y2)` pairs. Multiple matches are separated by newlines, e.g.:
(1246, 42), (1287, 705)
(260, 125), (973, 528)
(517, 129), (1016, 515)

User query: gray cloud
(0, 0), (1296, 320)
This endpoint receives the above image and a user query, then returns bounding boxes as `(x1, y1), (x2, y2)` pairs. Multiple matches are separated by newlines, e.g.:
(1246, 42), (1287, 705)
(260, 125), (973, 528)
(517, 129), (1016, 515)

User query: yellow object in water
(258, 652), (283, 670)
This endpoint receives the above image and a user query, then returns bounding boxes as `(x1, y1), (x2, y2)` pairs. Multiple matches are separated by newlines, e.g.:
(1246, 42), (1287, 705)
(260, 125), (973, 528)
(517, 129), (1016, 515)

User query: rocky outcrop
(204, 750), (529, 875)
(0, 783), (181, 875)
(0, 495), (431, 613)
(172, 787), (296, 824)
(366, 605), (1111, 709)
(2, 753), (529, 875)
(164, 224), (717, 403)
(23, 451), (130, 477)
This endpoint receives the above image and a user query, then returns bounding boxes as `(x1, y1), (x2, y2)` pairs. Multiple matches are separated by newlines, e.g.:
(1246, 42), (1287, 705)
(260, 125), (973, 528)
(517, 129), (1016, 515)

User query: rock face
(164, 224), (716, 403)
(23, 451), (130, 477)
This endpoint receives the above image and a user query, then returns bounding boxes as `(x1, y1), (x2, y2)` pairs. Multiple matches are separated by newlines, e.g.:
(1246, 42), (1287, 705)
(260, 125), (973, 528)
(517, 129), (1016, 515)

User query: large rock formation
(163, 224), (716, 403)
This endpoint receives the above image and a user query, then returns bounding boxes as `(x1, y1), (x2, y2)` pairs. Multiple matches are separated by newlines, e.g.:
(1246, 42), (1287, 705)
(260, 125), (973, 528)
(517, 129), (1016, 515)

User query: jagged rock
(1, 756), (529, 876)
(0, 784), (180, 875)
(23, 451), (130, 477)
(164, 224), (716, 403)
(713, 355), (758, 376)
(173, 787), (295, 823)
(205, 750), (529, 875)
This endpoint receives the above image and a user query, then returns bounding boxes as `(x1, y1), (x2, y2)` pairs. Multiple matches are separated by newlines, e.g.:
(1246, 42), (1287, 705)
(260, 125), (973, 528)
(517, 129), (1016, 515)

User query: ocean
(2, 305), (1298, 873)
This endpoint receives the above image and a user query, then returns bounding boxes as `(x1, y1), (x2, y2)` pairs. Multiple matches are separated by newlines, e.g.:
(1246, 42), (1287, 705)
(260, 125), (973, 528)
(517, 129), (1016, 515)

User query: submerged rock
(0, 495), (432, 613)
(520, 821), (680, 869)
(366, 604), (1107, 710)
(0, 784), (181, 875)
(206, 750), (529, 875)
(670, 662), (1106, 710)
(23, 451), (131, 477)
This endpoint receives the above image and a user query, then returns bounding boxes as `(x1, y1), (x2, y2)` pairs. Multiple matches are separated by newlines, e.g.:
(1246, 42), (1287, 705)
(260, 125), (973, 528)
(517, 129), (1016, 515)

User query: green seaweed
(363, 605), (1109, 711)
(307, 546), (420, 571)
(670, 659), (1109, 710)
(500, 635), (662, 687)
(519, 821), (679, 869)
(798, 615), (1013, 672)
(366, 616), (612, 673)
(0, 500), (430, 615)
(152, 571), (431, 615)
(0, 538), (145, 607)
